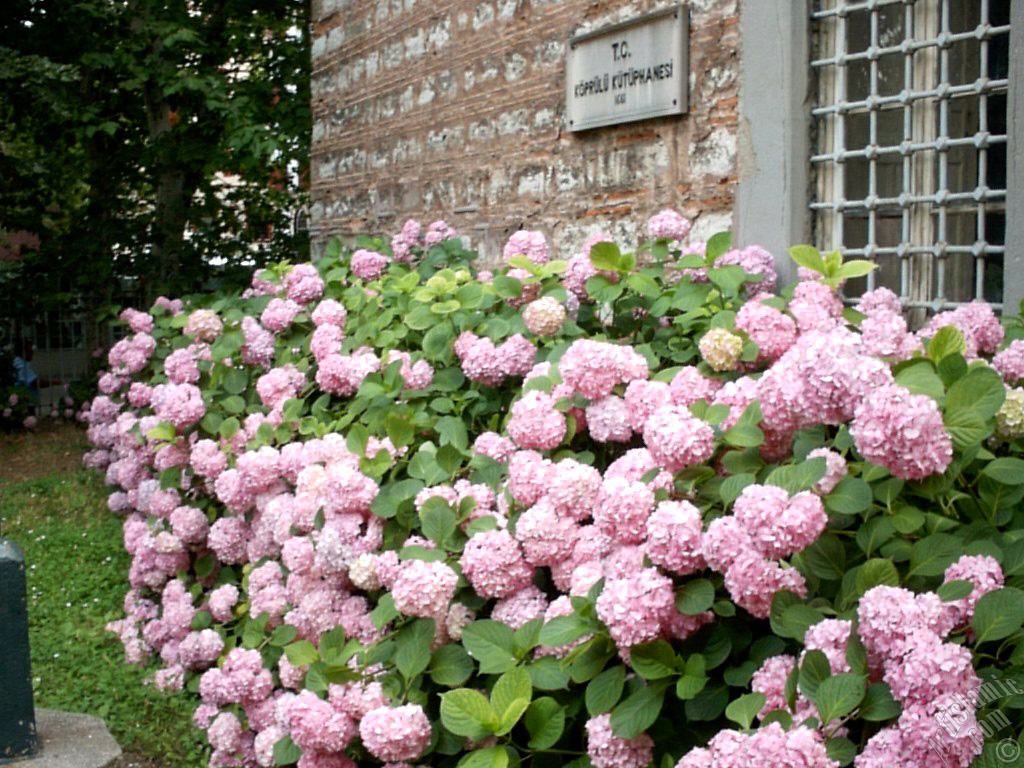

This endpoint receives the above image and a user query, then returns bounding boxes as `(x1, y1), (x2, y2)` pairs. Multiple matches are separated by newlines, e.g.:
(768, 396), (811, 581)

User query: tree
(0, 0), (310, 309)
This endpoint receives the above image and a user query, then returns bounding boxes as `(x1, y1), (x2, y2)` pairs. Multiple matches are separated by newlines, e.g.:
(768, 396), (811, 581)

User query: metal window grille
(811, 0), (1011, 313)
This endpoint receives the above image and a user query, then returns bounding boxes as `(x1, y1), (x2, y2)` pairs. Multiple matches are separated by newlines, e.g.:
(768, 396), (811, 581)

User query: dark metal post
(0, 538), (38, 762)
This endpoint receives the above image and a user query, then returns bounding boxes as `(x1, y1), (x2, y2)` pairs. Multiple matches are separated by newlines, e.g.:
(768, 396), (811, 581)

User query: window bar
(934, 0), (951, 305)
(834, 7), (847, 253)
(866, 4), (879, 292)
(976, 0), (991, 300)
(900, 0), (914, 305)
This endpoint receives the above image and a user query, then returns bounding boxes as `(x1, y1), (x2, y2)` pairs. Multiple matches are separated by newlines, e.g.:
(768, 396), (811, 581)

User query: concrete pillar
(1, 538), (38, 761)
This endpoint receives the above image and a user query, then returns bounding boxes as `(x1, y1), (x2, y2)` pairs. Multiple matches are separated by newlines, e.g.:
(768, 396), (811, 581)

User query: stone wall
(310, 0), (741, 262)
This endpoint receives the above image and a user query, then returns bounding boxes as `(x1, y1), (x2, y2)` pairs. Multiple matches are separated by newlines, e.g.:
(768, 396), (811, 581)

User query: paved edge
(4, 709), (122, 768)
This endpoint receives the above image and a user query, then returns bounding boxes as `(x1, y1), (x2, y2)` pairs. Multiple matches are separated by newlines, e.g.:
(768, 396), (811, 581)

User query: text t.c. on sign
(565, 5), (689, 132)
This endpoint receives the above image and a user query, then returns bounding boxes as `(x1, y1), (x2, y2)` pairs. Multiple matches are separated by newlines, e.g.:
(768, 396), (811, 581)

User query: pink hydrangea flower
(261, 298), (302, 333)
(698, 328), (743, 372)
(504, 229), (549, 265)
(594, 477), (655, 545)
(645, 500), (705, 575)
(359, 704), (431, 762)
(642, 405), (716, 471)
(646, 208), (691, 241)
(507, 390), (566, 450)
(284, 263), (325, 304)
(185, 309), (223, 342)
(734, 298), (797, 364)
(460, 530), (533, 599)
(807, 447), (847, 495)
(586, 395), (633, 443)
(942, 554), (1004, 627)
(350, 249), (390, 280)
(851, 383), (952, 480)
(993, 340), (1024, 385)
(391, 559), (458, 618)
(596, 568), (675, 648)
(559, 339), (649, 400)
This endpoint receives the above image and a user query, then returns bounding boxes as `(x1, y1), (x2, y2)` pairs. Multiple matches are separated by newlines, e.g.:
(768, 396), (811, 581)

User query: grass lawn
(1, 423), (207, 767)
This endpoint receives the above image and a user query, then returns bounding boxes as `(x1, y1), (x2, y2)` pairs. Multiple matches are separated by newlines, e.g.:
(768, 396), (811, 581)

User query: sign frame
(566, 5), (689, 132)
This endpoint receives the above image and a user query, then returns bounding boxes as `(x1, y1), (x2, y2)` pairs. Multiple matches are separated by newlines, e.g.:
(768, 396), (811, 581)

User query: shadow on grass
(1, 469), (208, 768)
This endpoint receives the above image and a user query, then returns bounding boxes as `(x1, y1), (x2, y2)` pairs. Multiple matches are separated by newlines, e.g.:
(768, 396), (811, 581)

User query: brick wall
(310, 0), (740, 262)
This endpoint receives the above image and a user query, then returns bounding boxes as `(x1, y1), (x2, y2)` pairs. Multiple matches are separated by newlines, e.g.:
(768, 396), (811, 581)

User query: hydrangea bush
(82, 214), (1024, 768)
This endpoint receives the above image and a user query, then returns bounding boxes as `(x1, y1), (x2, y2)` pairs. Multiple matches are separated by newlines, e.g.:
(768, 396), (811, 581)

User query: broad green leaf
(440, 689), (498, 740)
(798, 650), (832, 701)
(814, 674), (866, 724)
(630, 640), (678, 680)
(272, 736), (302, 766)
(893, 360), (944, 401)
(395, 618), (435, 681)
(462, 620), (519, 674)
(284, 640), (319, 667)
(937, 579), (974, 602)
(853, 558), (900, 596)
(972, 587), (1024, 644)
(836, 259), (877, 280)
(610, 681), (669, 739)
(456, 747), (509, 768)
(586, 665), (626, 715)
(946, 366), (1005, 419)
(858, 682), (901, 721)
(981, 457), (1024, 486)
(788, 245), (826, 274)
(269, 624), (298, 647)
(524, 697), (565, 749)
(725, 692), (766, 730)
(385, 412), (415, 447)
(492, 667), (533, 724)
(676, 579), (715, 615)
(927, 326), (967, 363)
(430, 644), (475, 687)
(420, 499), (457, 545)
(706, 232), (733, 263)
(944, 406), (990, 450)
(907, 533), (961, 578)
(826, 737), (857, 767)
(590, 242), (623, 272)
(539, 615), (592, 647)
(825, 476), (872, 515)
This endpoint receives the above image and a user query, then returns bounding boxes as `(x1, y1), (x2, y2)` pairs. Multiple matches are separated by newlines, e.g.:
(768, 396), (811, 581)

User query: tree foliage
(0, 0), (310, 309)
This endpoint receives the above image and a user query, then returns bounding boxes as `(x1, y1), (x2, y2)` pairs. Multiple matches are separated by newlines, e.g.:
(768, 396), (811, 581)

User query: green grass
(1, 469), (208, 767)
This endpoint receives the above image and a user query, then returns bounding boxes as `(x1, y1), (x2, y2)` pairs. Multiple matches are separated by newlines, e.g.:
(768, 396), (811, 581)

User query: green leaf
(972, 587), (1024, 644)
(814, 674), (866, 724)
(708, 265), (748, 296)
(944, 406), (990, 450)
(798, 650), (832, 701)
(590, 242), (623, 272)
(370, 592), (399, 629)
(894, 360), (944, 401)
(385, 412), (415, 447)
(776, 603), (825, 641)
(145, 421), (177, 441)
(430, 644), (475, 687)
(937, 579), (974, 602)
(221, 395), (246, 415)
(982, 457), (1024, 485)
(492, 667), (533, 725)
(514, 618), (542, 656)
(539, 615), (592, 647)
(675, 654), (709, 700)
(284, 640), (319, 667)
(528, 657), (570, 691)
(524, 697), (565, 749)
(927, 326), (967, 363)
(423, 320), (454, 356)
(725, 692), (766, 730)
(456, 747), (509, 768)
(788, 245), (826, 274)
(836, 259), (877, 280)
(946, 366), (1006, 419)
(420, 499), (457, 546)
(853, 558), (900, 596)
(859, 682), (901, 721)
(395, 618), (435, 681)
(630, 641), (678, 680)
(722, 423), (764, 448)
(273, 736), (302, 766)
(626, 274), (660, 298)
(586, 665), (626, 715)
(825, 477), (872, 515)
(706, 232), (733, 263)
(907, 533), (961, 578)
(269, 624), (298, 647)
(720, 473), (756, 506)
(610, 681), (669, 739)
(462, 620), (519, 674)
(676, 579), (715, 615)
(826, 737), (857, 767)
(801, 533), (847, 581)
(440, 689), (498, 740)
(223, 366), (248, 395)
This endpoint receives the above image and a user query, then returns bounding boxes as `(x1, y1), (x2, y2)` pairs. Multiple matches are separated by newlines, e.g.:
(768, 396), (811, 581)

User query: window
(811, 0), (1011, 312)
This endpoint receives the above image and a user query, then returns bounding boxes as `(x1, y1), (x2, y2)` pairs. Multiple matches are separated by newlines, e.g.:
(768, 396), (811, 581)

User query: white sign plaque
(566, 6), (688, 132)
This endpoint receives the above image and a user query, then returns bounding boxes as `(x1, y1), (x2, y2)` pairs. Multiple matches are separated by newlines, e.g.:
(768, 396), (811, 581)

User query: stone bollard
(0, 537), (38, 762)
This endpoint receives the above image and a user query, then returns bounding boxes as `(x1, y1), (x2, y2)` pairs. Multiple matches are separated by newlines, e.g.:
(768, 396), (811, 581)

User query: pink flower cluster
(646, 208), (691, 241)
(350, 249), (390, 281)
(700, 484), (824, 617)
(454, 331), (536, 386)
(851, 383), (952, 480)
(676, 722), (837, 768)
(504, 229), (549, 265)
(855, 583), (985, 768)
